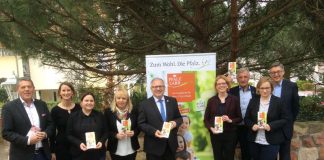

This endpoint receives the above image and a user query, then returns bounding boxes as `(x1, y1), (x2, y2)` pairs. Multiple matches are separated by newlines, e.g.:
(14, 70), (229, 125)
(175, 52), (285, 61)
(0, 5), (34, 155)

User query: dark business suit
(229, 86), (256, 160)
(244, 95), (289, 160)
(277, 79), (300, 160)
(1, 98), (54, 160)
(138, 96), (182, 160)
(104, 108), (140, 158)
(204, 94), (242, 160)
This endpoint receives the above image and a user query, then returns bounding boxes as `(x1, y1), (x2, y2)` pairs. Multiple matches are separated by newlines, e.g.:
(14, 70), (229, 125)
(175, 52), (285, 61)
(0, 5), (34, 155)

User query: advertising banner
(146, 53), (216, 160)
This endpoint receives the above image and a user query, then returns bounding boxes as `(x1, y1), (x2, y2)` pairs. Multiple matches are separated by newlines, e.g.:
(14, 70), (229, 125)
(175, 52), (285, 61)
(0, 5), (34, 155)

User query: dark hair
(80, 92), (95, 102)
(182, 115), (191, 124)
(17, 77), (34, 88)
(177, 134), (187, 151)
(58, 82), (75, 96)
(175, 150), (190, 160)
(269, 61), (285, 71)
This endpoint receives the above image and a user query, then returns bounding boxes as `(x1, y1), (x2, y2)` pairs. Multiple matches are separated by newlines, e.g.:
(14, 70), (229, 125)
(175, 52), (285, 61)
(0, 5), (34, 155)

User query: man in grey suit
(138, 78), (183, 160)
(2, 77), (54, 160)
(269, 62), (300, 160)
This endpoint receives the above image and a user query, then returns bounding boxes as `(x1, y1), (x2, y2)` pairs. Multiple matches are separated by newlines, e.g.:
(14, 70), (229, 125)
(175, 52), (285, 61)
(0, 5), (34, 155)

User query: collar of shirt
(19, 97), (35, 107)
(239, 85), (251, 92)
(153, 96), (165, 102)
(275, 79), (283, 87)
(81, 110), (95, 118)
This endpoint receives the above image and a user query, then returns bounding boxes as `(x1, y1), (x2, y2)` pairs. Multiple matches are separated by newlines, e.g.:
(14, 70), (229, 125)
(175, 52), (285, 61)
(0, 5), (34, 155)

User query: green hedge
(297, 95), (324, 121)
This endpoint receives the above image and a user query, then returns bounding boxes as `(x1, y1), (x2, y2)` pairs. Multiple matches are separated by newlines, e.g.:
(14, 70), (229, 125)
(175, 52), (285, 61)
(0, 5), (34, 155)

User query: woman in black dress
(50, 82), (81, 160)
(104, 87), (139, 160)
(67, 92), (107, 160)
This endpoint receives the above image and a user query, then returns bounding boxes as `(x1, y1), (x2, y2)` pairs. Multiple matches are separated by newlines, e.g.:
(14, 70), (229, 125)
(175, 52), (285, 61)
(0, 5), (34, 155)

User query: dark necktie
(158, 99), (166, 122)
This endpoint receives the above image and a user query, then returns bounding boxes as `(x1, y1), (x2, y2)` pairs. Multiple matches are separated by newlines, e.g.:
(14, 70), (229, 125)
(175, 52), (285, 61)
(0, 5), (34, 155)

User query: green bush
(0, 88), (8, 103)
(297, 96), (324, 121)
(46, 101), (58, 111)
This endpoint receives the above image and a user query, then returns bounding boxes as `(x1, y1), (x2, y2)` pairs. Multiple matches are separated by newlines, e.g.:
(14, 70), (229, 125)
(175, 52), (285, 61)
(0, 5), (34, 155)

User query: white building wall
(29, 58), (66, 90)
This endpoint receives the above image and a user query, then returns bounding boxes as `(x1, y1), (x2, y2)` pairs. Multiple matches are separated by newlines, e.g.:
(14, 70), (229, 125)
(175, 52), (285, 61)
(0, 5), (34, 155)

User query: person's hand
(210, 127), (220, 134)
(116, 132), (127, 140)
(29, 134), (41, 144)
(36, 132), (47, 140)
(252, 124), (259, 131)
(222, 115), (232, 123)
(169, 121), (177, 129)
(125, 130), (134, 137)
(80, 143), (87, 151)
(96, 142), (102, 149)
(51, 153), (56, 160)
(264, 124), (271, 131)
(155, 130), (163, 138)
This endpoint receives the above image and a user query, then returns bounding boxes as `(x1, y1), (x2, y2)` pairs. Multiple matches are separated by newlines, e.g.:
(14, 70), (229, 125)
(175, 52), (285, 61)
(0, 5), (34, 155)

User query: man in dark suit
(229, 68), (256, 160)
(2, 77), (54, 160)
(138, 78), (183, 160)
(269, 62), (300, 160)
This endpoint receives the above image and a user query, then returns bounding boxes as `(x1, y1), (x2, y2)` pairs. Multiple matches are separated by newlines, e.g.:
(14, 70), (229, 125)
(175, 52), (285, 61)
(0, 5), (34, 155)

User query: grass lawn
(195, 151), (213, 160)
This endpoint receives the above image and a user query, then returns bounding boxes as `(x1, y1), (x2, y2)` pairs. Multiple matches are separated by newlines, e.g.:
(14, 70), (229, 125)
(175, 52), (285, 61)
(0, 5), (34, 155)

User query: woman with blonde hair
(104, 87), (140, 160)
(204, 75), (242, 160)
(244, 77), (289, 160)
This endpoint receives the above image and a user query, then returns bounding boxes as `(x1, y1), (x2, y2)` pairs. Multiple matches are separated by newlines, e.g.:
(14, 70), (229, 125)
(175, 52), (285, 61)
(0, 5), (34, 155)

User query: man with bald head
(138, 78), (183, 160)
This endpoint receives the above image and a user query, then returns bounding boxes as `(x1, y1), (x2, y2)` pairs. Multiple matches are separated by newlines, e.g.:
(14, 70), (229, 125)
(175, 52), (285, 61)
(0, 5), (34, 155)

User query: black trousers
(236, 125), (251, 160)
(250, 142), (279, 160)
(146, 145), (175, 160)
(110, 152), (137, 160)
(32, 148), (49, 160)
(278, 139), (291, 160)
(210, 131), (237, 160)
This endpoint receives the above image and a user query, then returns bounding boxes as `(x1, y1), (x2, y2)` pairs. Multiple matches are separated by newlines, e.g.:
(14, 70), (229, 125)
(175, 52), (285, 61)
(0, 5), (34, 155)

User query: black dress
(66, 109), (107, 160)
(50, 104), (81, 160)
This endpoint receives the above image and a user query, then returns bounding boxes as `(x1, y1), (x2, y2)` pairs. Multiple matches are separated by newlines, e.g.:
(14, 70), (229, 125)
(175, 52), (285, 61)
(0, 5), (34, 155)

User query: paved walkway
(0, 140), (9, 160)
(0, 139), (145, 160)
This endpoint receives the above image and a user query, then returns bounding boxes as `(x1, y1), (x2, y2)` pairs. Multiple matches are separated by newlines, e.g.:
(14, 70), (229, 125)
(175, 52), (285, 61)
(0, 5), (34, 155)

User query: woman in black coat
(104, 88), (140, 160)
(67, 92), (107, 160)
(244, 77), (289, 160)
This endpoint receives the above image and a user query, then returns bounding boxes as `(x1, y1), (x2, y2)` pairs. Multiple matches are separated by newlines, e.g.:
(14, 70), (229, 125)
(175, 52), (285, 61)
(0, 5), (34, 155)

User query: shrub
(297, 95), (324, 121)
(0, 88), (8, 103)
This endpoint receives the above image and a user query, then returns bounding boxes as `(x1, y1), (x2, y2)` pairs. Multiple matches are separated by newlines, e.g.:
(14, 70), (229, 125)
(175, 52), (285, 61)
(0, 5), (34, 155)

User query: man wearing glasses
(269, 62), (300, 160)
(138, 78), (183, 160)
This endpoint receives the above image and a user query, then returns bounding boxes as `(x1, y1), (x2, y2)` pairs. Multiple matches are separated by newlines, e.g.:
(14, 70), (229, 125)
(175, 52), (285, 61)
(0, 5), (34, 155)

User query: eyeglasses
(259, 87), (271, 90)
(151, 85), (165, 89)
(269, 70), (283, 76)
(216, 83), (227, 86)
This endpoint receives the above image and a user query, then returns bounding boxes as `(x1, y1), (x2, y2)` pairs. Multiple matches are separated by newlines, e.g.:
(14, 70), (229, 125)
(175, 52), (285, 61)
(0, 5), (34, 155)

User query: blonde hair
(256, 76), (274, 94)
(214, 75), (231, 91)
(110, 87), (133, 113)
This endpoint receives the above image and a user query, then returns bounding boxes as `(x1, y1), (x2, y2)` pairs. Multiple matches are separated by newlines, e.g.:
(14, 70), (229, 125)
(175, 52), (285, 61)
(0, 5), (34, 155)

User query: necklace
(59, 102), (74, 114)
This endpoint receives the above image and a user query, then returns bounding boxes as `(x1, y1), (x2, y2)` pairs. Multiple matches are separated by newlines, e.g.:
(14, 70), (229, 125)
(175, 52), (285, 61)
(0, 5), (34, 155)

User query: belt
(34, 148), (44, 154)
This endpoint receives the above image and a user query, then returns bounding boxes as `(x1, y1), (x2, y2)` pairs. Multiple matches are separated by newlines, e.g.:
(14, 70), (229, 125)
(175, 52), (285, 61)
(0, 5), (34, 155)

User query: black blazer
(104, 108), (140, 153)
(229, 85), (257, 101)
(66, 109), (107, 160)
(280, 79), (300, 139)
(204, 94), (242, 132)
(137, 96), (183, 156)
(244, 95), (289, 145)
(1, 98), (54, 160)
